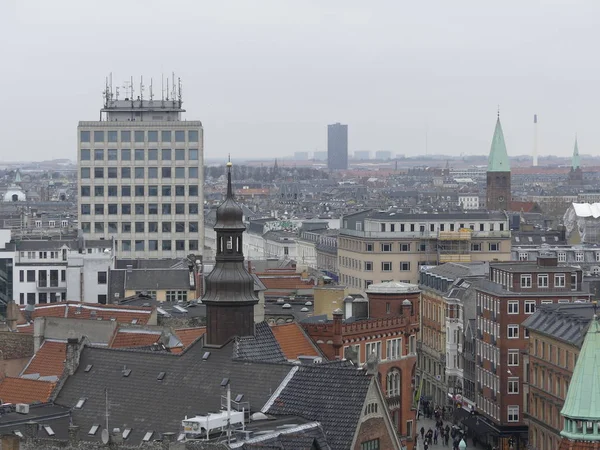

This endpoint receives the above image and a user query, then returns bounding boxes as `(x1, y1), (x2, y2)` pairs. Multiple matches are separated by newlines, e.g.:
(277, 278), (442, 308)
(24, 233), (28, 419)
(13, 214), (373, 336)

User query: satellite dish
(101, 429), (110, 444)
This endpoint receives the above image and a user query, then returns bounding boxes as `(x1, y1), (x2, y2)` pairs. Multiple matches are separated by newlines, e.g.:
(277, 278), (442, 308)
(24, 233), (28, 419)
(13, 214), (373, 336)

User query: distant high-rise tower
(532, 114), (538, 166)
(486, 114), (511, 211)
(327, 123), (348, 170)
(568, 137), (583, 186)
(77, 75), (204, 259)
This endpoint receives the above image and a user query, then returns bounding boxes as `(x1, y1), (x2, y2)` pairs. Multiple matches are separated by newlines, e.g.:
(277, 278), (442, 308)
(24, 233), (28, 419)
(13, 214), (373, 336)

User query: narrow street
(415, 416), (491, 450)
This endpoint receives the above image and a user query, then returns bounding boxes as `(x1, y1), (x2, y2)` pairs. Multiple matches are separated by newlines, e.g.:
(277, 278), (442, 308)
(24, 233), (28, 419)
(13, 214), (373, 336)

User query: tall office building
(77, 76), (204, 259)
(327, 123), (348, 170)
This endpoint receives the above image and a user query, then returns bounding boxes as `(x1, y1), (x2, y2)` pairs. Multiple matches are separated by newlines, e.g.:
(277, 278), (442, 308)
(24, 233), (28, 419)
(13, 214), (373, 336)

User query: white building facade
(77, 83), (204, 259)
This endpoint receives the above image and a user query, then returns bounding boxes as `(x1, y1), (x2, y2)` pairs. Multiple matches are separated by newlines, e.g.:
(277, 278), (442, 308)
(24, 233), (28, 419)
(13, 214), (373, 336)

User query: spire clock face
(498, 196), (505, 202)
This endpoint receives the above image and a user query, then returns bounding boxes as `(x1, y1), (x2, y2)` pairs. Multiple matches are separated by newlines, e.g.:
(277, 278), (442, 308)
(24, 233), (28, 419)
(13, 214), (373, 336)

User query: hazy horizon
(2, 0), (599, 161)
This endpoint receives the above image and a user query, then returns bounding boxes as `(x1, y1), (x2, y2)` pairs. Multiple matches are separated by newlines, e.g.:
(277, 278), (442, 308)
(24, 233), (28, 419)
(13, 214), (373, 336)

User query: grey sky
(2, 0), (599, 161)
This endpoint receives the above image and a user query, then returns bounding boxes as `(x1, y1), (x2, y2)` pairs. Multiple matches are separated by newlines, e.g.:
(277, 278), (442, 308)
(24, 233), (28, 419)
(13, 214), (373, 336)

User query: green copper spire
(572, 137), (581, 170)
(487, 116), (510, 172)
(561, 316), (600, 441)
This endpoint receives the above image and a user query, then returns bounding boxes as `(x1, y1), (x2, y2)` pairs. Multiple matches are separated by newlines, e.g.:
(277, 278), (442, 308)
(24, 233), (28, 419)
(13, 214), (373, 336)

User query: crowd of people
(418, 401), (467, 449)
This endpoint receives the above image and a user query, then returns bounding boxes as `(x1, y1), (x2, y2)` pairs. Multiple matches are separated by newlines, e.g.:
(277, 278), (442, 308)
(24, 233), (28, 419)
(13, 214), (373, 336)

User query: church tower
(486, 114), (511, 210)
(202, 160), (258, 346)
(569, 138), (583, 186)
(558, 315), (600, 449)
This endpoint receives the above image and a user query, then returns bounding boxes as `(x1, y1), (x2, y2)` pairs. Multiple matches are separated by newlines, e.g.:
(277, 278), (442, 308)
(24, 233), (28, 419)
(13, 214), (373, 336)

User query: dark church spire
(203, 160), (258, 346)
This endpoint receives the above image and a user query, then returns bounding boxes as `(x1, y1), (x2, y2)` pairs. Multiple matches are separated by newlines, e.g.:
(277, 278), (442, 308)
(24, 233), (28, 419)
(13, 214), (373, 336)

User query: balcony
(37, 279), (66, 290)
(439, 254), (472, 263)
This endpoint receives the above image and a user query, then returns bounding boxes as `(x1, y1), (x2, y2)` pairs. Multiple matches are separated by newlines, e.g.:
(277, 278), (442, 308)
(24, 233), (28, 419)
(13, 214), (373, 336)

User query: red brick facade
(354, 417), (396, 450)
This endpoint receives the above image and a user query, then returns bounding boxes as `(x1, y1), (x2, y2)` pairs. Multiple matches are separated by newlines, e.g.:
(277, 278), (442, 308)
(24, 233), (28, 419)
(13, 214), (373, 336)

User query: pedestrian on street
(434, 429), (438, 445)
(420, 426), (425, 440)
(445, 431), (450, 446)
(424, 440), (429, 450)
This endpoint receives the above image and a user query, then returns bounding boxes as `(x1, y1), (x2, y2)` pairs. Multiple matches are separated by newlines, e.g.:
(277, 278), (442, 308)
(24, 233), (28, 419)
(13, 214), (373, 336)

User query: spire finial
(497, 105), (500, 118)
(226, 157), (233, 198)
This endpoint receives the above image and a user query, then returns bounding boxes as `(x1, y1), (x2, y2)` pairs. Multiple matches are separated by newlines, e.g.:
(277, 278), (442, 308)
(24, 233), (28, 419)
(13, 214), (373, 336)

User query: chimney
(68, 425), (80, 444)
(402, 299), (413, 316)
(126, 265), (133, 273)
(247, 260), (252, 274)
(5, 301), (19, 331)
(332, 308), (343, 355)
(65, 338), (82, 375)
(161, 432), (175, 449)
(24, 421), (38, 439)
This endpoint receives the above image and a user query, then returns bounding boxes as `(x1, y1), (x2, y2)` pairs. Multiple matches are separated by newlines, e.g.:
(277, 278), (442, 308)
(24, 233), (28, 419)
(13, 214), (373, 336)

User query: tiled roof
(22, 340), (67, 377)
(19, 302), (153, 327)
(234, 322), (287, 364)
(523, 303), (594, 347)
(0, 378), (56, 404)
(270, 323), (321, 360)
(109, 329), (162, 349)
(240, 423), (330, 449)
(266, 364), (372, 450)
(174, 327), (206, 349)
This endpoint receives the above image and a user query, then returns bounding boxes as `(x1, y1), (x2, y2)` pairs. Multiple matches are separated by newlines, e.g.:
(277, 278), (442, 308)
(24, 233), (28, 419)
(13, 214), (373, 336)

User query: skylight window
(177, 433), (185, 442)
(157, 372), (166, 381)
(123, 428), (132, 439)
(85, 365), (93, 372)
(44, 426), (55, 436)
(13, 431), (23, 438)
(131, 319), (138, 324)
(75, 398), (86, 409)
(88, 425), (100, 435)
(143, 431), (154, 441)
(123, 369), (132, 377)
(202, 352), (210, 360)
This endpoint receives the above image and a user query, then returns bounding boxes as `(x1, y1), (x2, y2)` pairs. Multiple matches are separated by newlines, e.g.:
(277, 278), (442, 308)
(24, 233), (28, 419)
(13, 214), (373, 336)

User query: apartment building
(339, 210), (510, 289)
(470, 257), (592, 449)
(77, 78), (204, 259)
(522, 303), (595, 450)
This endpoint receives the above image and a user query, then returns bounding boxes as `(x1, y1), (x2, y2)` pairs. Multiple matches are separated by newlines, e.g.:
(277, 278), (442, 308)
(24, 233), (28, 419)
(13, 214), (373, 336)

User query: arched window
(387, 369), (401, 397)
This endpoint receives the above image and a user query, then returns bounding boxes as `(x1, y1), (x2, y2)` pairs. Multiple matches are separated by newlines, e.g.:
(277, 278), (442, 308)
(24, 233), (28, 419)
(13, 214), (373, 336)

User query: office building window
(189, 204), (198, 214)
(81, 168), (90, 179)
(80, 131), (90, 142)
(175, 167), (185, 179)
(189, 240), (199, 251)
(135, 149), (145, 161)
(81, 186), (90, 197)
(134, 240), (144, 251)
(107, 130), (118, 142)
(107, 204), (118, 215)
(148, 148), (158, 160)
(93, 130), (104, 142)
(188, 130), (199, 142)
(95, 222), (104, 233)
(94, 149), (104, 161)
(108, 186), (117, 197)
(122, 222), (131, 233)
(175, 130), (185, 142)
(107, 149), (118, 160)
(175, 204), (185, 214)
(133, 130), (144, 142)
(107, 222), (118, 233)
(97, 272), (107, 284)
(94, 204), (104, 215)
(148, 204), (158, 215)
(94, 186), (104, 196)
(189, 149), (198, 160)
(135, 186), (145, 196)
(148, 167), (158, 178)
(121, 148), (131, 160)
(81, 222), (91, 233)
(148, 130), (158, 142)
(162, 149), (171, 160)
(161, 130), (171, 142)
(162, 167), (171, 178)
(189, 167), (198, 178)
(135, 167), (145, 179)
(162, 204), (172, 215)
(94, 167), (104, 179)
(175, 240), (185, 250)
(121, 130), (131, 142)
(121, 204), (131, 215)
(107, 167), (117, 178)
(162, 240), (172, 250)
(135, 204), (145, 215)
(148, 240), (158, 251)
(81, 149), (91, 160)
(189, 185), (198, 196)
(122, 240), (131, 251)
(175, 222), (185, 232)
(175, 149), (185, 160)
(148, 222), (158, 233)
(382, 262), (392, 271)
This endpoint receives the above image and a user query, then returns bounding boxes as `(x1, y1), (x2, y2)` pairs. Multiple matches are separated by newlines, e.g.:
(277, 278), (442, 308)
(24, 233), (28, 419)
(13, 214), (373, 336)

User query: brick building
(466, 256), (592, 449)
(523, 303), (595, 450)
(302, 281), (420, 449)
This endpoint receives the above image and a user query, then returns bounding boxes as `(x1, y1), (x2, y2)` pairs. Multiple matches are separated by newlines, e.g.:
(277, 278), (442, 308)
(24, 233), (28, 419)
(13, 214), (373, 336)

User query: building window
(189, 149), (198, 160)
(97, 272), (107, 284)
(525, 300), (536, 314)
(507, 325), (519, 339)
(555, 274), (566, 288)
(365, 243), (373, 252)
(98, 295), (107, 304)
(519, 252), (528, 261)
(489, 243), (499, 251)
(81, 168), (90, 179)
(471, 243), (481, 251)
(387, 369), (401, 397)
(400, 243), (410, 252)
(575, 252), (584, 262)
(520, 275), (532, 288)
(508, 377), (519, 394)
(538, 274), (549, 288)
(558, 251), (566, 262)
(365, 261), (373, 271)
(80, 130), (90, 142)
(361, 439), (380, 450)
(400, 262), (410, 271)
(161, 130), (171, 142)
(508, 349), (519, 366)
(166, 291), (187, 302)
(365, 341), (382, 360)
(386, 338), (402, 360)
(381, 243), (392, 252)
(507, 301), (519, 314)
(175, 130), (185, 142)
(381, 262), (392, 272)
(507, 405), (519, 422)
(134, 131), (145, 142)
(93, 130), (104, 142)
(121, 148), (131, 160)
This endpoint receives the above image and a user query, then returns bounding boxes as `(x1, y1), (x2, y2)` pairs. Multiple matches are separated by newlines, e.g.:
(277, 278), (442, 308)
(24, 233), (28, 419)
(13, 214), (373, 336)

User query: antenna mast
(172, 72), (176, 102)
(105, 388), (109, 432)
(161, 74), (164, 101)
(166, 77), (169, 101)
(178, 77), (182, 107)
(139, 76), (144, 102)
(149, 78), (154, 101)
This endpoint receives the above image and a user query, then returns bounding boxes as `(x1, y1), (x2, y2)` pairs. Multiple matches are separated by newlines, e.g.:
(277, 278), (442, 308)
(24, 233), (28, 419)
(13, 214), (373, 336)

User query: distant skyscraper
(327, 123), (348, 170)
(77, 76), (204, 259)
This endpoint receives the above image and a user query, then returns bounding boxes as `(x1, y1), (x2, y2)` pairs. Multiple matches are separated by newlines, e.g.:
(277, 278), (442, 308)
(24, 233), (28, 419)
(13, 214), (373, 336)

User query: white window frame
(555, 274), (566, 288)
(381, 243), (392, 252)
(507, 325), (519, 339)
(507, 349), (519, 366)
(525, 300), (536, 314)
(558, 252), (566, 262)
(518, 252), (528, 261)
(507, 301), (519, 314)
(537, 274), (549, 288)
(381, 262), (392, 272)
(575, 252), (584, 262)
(366, 341), (382, 360)
(520, 275), (532, 288)
(400, 261), (410, 271)
(386, 337), (402, 360)
(507, 405), (519, 422)
(365, 261), (373, 272)
(387, 369), (401, 397)
(508, 377), (519, 394)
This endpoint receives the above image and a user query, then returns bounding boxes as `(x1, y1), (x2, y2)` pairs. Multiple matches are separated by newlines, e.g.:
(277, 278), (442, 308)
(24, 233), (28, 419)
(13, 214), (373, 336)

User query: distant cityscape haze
(2, 0), (600, 161)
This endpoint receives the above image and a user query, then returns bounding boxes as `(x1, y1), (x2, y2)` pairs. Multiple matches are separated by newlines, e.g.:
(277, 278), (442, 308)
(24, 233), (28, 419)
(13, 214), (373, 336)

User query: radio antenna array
(178, 77), (182, 106)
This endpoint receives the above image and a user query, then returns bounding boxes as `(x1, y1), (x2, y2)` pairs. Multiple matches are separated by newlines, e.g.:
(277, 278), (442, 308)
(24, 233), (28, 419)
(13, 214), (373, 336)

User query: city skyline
(3, 0), (600, 161)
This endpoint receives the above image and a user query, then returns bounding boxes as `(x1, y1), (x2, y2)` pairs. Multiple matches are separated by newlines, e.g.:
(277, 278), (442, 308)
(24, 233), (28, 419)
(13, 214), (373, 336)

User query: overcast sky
(2, 0), (599, 161)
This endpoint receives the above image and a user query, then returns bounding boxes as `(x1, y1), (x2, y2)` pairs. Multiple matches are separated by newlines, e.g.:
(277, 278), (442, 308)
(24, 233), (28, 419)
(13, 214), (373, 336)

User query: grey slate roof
(124, 268), (192, 290)
(241, 424), (330, 449)
(424, 262), (489, 281)
(234, 322), (287, 363)
(54, 337), (293, 446)
(266, 364), (372, 450)
(522, 303), (596, 347)
(115, 258), (185, 270)
(0, 404), (71, 440)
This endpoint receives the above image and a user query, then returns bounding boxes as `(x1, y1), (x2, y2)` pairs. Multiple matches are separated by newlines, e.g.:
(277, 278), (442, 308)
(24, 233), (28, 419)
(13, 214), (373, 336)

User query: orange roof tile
(175, 327), (206, 349)
(22, 341), (66, 377)
(109, 330), (162, 349)
(0, 378), (55, 404)
(270, 323), (320, 360)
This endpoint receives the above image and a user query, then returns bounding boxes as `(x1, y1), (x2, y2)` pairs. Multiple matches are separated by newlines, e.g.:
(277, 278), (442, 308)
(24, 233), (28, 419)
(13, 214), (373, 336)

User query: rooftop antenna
(115, 86), (120, 101)
(130, 76), (135, 100)
(139, 76), (144, 102)
(161, 74), (164, 101)
(122, 80), (132, 99)
(166, 77), (169, 101)
(109, 72), (113, 102)
(532, 114), (538, 166)
(172, 72), (176, 102)
(149, 78), (154, 101)
(178, 77), (182, 106)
